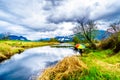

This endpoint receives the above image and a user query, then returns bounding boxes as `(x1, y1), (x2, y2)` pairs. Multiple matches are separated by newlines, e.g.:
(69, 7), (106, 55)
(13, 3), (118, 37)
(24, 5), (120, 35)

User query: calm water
(0, 46), (74, 80)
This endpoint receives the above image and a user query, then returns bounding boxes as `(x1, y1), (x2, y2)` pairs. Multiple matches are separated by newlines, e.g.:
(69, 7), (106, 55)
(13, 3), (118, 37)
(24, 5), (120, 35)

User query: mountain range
(0, 30), (110, 42)
(0, 33), (28, 41)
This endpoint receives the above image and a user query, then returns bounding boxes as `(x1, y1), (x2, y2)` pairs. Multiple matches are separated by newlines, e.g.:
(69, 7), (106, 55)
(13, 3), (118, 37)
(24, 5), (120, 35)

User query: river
(0, 46), (75, 80)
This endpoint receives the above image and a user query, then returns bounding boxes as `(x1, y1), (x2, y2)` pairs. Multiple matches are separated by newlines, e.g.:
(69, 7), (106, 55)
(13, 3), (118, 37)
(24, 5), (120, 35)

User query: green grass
(38, 49), (120, 80)
(81, 50), (120, 80)
(103, 52), (120, 64)
(80, 67), (120, 80)
(60, 67), (120, 80)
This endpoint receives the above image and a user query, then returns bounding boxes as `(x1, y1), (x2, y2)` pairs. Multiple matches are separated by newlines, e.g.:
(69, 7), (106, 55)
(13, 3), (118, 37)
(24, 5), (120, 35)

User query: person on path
(74, 44), (85, 56)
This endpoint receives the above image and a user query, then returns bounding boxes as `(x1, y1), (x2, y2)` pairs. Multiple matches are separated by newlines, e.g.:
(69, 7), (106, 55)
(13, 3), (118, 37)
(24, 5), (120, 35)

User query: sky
(0, 0), (120, 40)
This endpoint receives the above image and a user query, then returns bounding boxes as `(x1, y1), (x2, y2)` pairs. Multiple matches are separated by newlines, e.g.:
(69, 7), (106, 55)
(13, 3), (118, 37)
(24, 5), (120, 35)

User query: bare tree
(110, 21), (120, 32)
(107, 21), (120, 41)
(108, 21), (120, 53)
(73, 17), (97, 49)
(2, 32), (10, 40)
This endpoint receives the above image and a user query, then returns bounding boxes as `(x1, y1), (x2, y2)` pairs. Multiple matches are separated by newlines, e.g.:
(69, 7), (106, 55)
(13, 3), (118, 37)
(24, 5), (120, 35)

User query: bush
(99, 36), (115, 50)
(49, 38), (58, 42)
(99, 32), (120, 53)
(73, 36), (81, 44)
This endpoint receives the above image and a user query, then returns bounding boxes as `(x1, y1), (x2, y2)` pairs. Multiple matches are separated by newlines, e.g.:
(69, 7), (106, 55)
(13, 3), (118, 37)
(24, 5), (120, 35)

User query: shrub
(99, 32), (120, 53)
(73, 36), (81, 44)
(99, 36), (115, 50)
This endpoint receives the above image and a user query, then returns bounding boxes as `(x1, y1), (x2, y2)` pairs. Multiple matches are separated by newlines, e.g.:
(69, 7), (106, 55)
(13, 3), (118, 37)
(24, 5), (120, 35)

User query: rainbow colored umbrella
(75, 44), (85, 49)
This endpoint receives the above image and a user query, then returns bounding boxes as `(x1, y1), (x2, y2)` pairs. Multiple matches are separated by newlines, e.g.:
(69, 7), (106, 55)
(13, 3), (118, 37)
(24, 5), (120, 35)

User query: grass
(81, 50), (120, 80)
(38, 56), (87, 80)
(38, 49), (120, 80)
(0, 40), (59, 62)
(80, 67), (120, 80)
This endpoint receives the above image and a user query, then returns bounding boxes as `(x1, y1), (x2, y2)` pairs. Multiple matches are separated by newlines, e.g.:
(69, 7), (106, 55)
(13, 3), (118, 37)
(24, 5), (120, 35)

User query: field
(0, 40), (59, 62)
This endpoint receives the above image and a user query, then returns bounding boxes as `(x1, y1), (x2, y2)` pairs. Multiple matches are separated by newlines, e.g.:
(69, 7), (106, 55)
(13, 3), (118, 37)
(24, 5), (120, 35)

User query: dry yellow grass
(0, 41), (59, 62)
(0, 52), (7, 60)
(38, 56), (87, 80)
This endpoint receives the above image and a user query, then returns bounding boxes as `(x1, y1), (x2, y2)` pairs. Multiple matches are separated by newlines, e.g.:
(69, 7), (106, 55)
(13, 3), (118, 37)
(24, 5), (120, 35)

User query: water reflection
(0, 46), (74, 80)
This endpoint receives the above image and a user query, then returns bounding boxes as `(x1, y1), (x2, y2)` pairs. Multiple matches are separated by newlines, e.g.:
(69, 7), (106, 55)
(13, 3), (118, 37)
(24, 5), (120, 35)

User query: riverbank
(38, 50), (120, 80)
(0, 40), (59, 62)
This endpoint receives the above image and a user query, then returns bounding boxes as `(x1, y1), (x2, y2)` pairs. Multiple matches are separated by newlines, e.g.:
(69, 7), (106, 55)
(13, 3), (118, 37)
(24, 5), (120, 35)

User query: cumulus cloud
(48, 0), (120, 22)
(48, 0), (90, 23)
(0, 20), (31, 35)
(26, 22), (74, 40)
(0, 0), (120, 40)
(90, 0), (120, 20)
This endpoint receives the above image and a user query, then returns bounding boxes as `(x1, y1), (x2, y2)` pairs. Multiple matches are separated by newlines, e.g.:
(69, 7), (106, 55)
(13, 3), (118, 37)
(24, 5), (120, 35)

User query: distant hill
(38, 30), (110, 42)
(95, 30), (111, 40)
(38, 38), (51, 41)
(0, 34), (4, 39)
(0, 30), (109, 42)
(0, 33), (28, 41)
(74, 30), (111, 40)
(55, 35), (73, 42)
(38, 35), (73, 42)
(8, 35), (28, 41)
